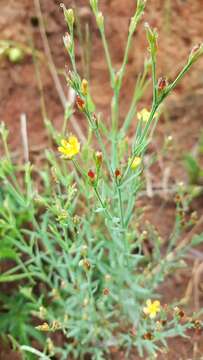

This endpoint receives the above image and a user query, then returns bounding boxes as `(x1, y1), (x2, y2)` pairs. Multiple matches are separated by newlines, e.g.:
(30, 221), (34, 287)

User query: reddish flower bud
(115, 169), (121, 178)
(88, 170), (95, 181)
(158, 77), (168, 91)
(76, 96), (85, 111)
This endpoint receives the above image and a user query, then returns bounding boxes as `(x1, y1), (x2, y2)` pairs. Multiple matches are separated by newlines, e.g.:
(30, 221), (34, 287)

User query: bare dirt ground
(0, 0), (203, 359)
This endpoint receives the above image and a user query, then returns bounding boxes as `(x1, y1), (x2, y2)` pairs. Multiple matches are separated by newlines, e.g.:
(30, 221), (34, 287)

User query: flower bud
(88, 170), (95, 179)
(60, 4), (74, 29)
(94, 151), (103, 167)
(115, 169), (121, 178)
(88, 169), (96, 182)
(81, 79), (88, 96)
(129, 0), (146, 34)
(158, 76), (168, 92)
(8, 47), (24, 64)
(130, 156), (142, 170)
(189, 43), (203, 64)
(96, 12), (104, 29)
(63, 32), (72, 52)
(76, 96), (85, 111)
(145, 22), (158, 58)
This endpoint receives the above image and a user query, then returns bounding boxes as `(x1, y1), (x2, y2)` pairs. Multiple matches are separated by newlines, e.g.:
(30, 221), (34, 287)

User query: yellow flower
(143, 299), (161, 319)
(137, 108), (151, 123)
(58, 136), (80, 159)
(131, 156), (142, 170)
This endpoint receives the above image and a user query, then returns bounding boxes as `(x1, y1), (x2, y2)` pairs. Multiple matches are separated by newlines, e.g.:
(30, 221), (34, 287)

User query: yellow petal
(61, 139), (68, 147)
(58, 146), (67, 154)
(146, 299), (152, 307)
(149, 312), (156, 319)
(68, 135), (77, 145)
(154, 300), (160, 308)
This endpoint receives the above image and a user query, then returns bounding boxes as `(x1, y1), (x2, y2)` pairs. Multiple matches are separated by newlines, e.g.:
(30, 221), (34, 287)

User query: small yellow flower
(137, 108), (151, 123)
(143, 299), (161, 319)
(131, 156), (142, 170)
(58, 136), (80, 159)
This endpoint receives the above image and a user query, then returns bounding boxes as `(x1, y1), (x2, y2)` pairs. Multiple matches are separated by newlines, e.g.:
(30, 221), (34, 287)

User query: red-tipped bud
(158, 76), (168, 91)
(76, 96), (85, 111)
(115, 169), (121, 178)
(88, 170), (95, 181)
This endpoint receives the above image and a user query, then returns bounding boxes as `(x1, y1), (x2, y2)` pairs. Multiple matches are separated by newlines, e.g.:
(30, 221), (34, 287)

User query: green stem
(100, 30), (114, 85)
(111, 92), (119, 168)
(121, 71), (149, 135)
(94, 187), (112, 222)
(117, 184), (125, 229)
(151, 57), (157, 103)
